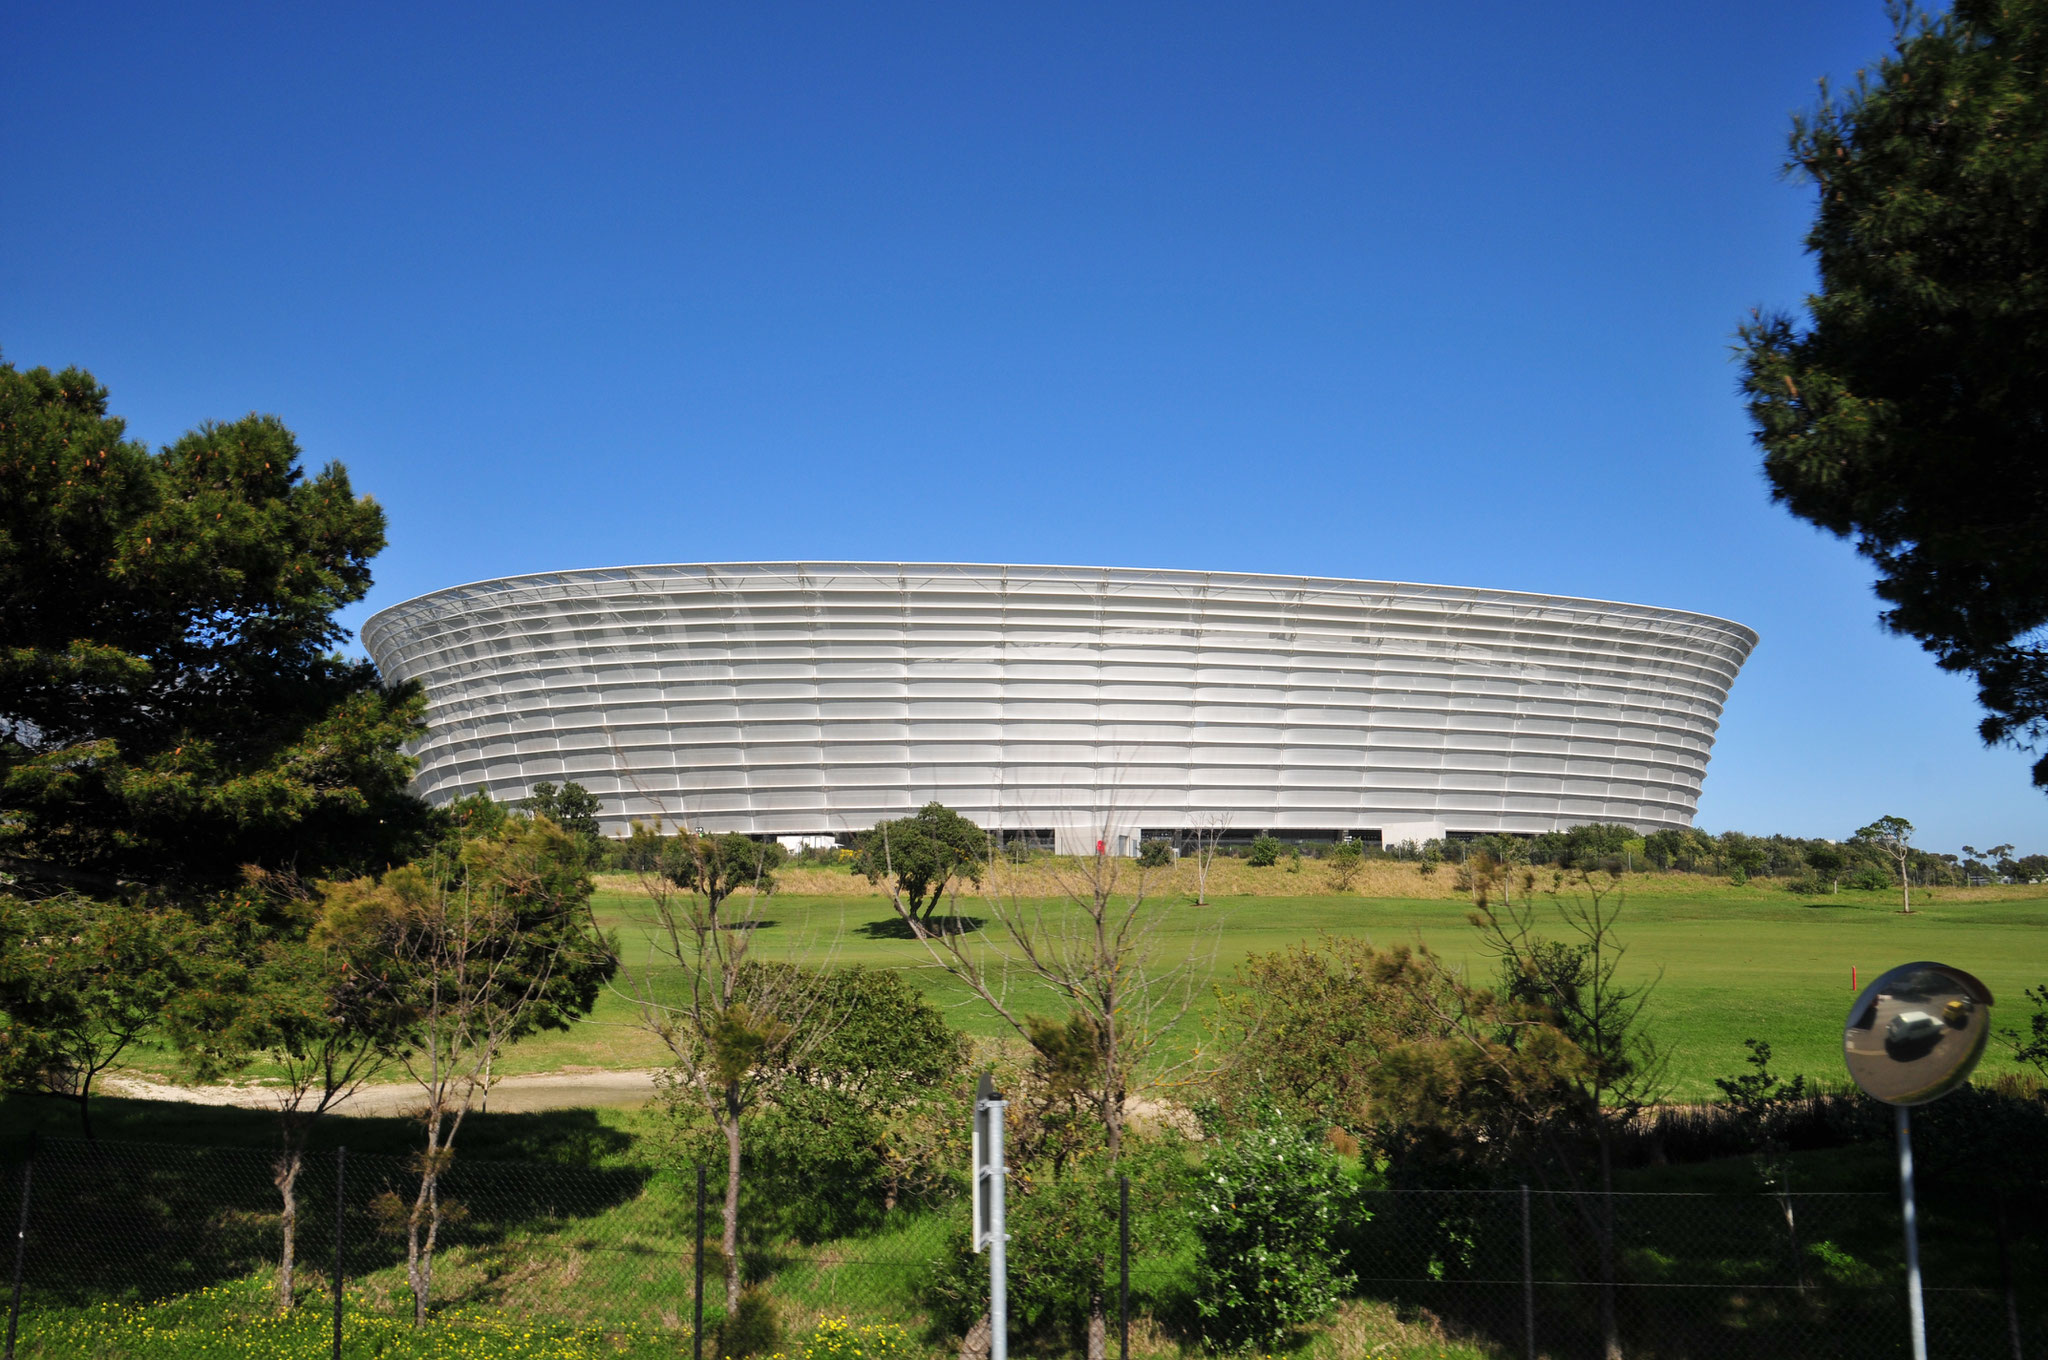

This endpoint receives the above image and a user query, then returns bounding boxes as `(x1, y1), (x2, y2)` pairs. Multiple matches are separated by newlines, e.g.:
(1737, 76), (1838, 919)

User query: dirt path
(103, 1068), (666, 1116)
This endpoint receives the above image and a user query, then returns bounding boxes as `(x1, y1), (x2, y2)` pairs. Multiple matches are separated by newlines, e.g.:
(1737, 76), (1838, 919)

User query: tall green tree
(1854, 813), (1918, 912)
(0, 359), (429, 889)
(1738, 0), (2048, 788)
(522, 780), (604, 845)
(0, 892), (185, 1139)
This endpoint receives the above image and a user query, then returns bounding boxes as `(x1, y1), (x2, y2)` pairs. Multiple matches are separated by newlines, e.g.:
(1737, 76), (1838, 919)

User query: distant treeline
(522, 782), (2047, 891)
(1402, 823), (2047, 890)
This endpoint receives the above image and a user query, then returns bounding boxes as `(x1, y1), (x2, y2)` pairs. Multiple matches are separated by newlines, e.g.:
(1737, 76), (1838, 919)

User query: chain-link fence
(1339, 1185), (2039, 1360)
(0, 1137), (949, 1359)
(0, 1139), (2038, 1358)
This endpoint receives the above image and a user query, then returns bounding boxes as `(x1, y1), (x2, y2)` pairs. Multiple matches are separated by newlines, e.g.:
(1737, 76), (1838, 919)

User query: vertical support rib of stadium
(361, 563), (1756, 853)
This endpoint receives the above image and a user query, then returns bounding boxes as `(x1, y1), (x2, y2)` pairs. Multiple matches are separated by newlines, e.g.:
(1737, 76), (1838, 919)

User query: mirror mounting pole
(1896, 1105), (1926, 1360)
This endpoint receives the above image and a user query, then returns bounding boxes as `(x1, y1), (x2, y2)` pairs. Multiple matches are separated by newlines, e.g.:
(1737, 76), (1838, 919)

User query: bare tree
(883, 805), (1213, 1360)
(1463, 859), (1667, 1360)
(1183, 811), (1232, 907)
(615, 829), (837, 1316)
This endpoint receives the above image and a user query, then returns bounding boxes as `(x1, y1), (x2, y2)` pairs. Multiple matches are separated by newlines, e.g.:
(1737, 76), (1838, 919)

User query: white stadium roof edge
(361, 561), (1757, 856)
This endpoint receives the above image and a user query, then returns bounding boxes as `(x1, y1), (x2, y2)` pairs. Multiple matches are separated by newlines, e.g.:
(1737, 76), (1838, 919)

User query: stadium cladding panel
(361, 563), (1758, 855)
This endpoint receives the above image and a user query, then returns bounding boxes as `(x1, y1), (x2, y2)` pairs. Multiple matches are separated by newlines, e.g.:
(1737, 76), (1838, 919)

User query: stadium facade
(361, 563), (1756, 854)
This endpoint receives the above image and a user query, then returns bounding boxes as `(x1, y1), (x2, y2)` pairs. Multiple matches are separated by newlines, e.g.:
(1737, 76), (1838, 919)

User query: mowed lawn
(490, 877), (2048, 1101)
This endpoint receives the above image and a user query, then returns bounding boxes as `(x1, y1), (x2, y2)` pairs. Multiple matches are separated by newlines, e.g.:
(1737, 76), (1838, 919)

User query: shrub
(1327, 839), (1364, 891)
(921, 1139), (1189, 1351)
(1137, 839), (1173, 868)
(1246, 836), (1283, 868)
(1191, 1110), (1358, 1349)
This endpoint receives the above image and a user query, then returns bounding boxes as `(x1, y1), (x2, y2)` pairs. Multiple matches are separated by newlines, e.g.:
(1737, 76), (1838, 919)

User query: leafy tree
(1136, 838), (1172, 869)
(1246, 835), (1282, 868)
(613, 820), (665, 872)
(323, 813), (614, 1324)
(1805, 841), (1847, 893)
(1718, 831), (1770, 883)
(664, 832), (786, 914)
(521, 781), (605, 863)
(854, 803), (986, 923)
(0, 893), (184, 1139)
(2010, 853), (2048, 883)
(1854, 815), (1917, 912)
(1737, 1), (2048, 789)
(1712, 1038), (1809, 1137)
(167, 869), (413, 1310)
(0, 359), (431, 891)
(1213, 936), (1480, 1137)
(753, 966), (966, 1238)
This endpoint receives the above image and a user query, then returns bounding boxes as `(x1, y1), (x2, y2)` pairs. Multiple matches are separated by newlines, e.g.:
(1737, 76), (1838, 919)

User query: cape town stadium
(361, 563), (1756, 854)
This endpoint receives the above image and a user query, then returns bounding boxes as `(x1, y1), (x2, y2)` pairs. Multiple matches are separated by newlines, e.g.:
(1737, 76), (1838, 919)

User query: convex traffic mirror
(1843, 961), (1994, 1105)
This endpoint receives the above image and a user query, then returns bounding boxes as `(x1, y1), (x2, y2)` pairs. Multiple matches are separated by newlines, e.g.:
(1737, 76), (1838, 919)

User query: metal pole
(1896, 1105), (1928, 1360)
(1118, 1175), (1130, 1360)
(988, 1098), (1007, 1360)
(332, 1146), (346, 1360)
(1520, 1183), (1534, 1360)
(694, 1165), (706, 1360)
(5, 1135), (35, 1360)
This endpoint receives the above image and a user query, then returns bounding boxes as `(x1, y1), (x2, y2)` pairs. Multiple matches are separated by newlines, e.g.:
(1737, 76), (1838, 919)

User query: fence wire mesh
(0, 1138), (2037, 1359)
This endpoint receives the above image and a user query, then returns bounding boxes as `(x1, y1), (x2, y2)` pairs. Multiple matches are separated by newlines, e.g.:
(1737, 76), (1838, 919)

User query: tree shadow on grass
(855, 914), (986, 940)
(0, 1095), (656, 1310)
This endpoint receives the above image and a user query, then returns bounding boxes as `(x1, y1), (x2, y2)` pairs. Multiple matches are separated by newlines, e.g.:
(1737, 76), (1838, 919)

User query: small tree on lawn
(852, 803), (985, 925)
(1855, 815), (1917, 913)
(1184, 812), (1232, 906)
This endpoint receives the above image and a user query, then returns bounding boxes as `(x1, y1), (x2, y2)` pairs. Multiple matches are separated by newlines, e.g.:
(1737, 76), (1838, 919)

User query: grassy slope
(109, 865), (2048, 1102)
(545, 871), (2048, 1100)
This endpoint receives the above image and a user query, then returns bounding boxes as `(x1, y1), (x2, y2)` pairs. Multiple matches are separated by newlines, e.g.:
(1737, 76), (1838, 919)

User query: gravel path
(103, 1068), (666, 1115)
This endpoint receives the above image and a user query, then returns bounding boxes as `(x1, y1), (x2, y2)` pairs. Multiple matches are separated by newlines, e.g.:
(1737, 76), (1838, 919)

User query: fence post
(332, 1146), (346, 1360)
(1519, 1183), (1534, 1360)
(1995, 1198), (2022, 1360)
(693, 1164), (706, 1360)
(1118, 1175), (1130, 1360)
(5, 1133), (34, 1360)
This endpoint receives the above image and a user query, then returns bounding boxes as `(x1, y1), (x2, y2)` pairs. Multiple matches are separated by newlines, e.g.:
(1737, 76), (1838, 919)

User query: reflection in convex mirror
(1842, 961), (1994, 1106)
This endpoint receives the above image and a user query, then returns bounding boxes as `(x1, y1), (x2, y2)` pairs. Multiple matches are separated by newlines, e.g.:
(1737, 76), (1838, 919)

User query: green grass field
(502, 879), (2048, 1100)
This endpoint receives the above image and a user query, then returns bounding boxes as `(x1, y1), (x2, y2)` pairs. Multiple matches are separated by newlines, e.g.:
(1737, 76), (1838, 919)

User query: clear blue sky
(5, 2), (2039, 853)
